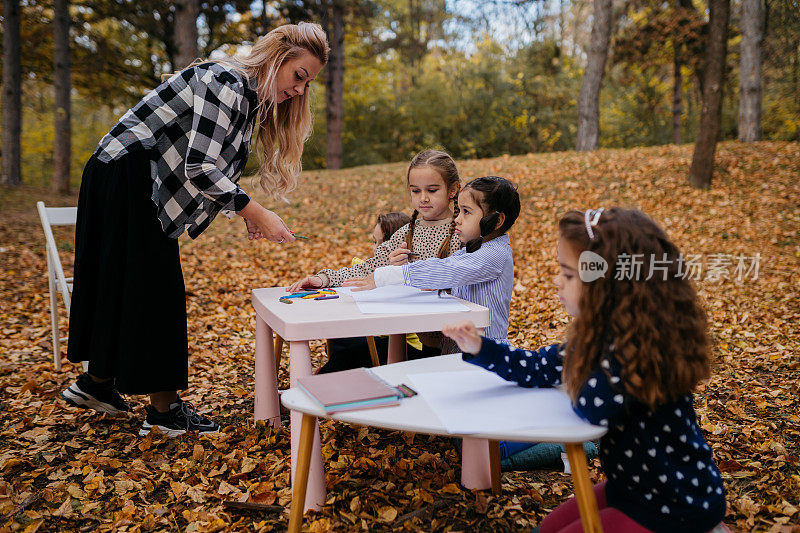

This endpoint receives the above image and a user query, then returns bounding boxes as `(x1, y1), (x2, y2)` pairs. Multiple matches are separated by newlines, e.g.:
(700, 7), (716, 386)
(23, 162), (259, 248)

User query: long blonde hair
(222, 22), (329, 200)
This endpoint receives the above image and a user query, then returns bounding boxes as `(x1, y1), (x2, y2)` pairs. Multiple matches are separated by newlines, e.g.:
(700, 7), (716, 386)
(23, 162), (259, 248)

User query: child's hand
(388, 247), (414, 266)
(442, 321), (482, 354)
(287, 275), (324, 293)
(342, 273), (376, 291)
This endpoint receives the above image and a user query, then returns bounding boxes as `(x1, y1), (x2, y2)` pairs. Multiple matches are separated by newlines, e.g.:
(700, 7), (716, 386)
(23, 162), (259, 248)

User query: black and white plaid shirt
(95, 62), (259, 239)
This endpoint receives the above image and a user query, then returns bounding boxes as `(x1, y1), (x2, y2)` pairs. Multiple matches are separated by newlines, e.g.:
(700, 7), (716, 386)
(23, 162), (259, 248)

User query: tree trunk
(174, 0), (199, 71)
(738, 0), (762, 141)
(672, 55), (682, 144)
(324, 0), (345, 170)
(2, 0), (22, 186)
(260, 0), (271, 34)
(576, 0), (613, 151)
(53, 0), (71, 194)
(688, 0), (730, 189)
(672, 0), (690, 145)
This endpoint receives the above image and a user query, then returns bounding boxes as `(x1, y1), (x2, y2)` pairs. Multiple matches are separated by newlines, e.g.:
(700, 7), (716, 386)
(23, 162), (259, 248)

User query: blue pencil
(283, 291), (317, 299)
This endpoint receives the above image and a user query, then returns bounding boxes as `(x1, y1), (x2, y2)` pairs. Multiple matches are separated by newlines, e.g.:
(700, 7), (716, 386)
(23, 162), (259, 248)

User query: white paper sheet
(348, 285), (470, 314)
(407, 370), (584, 434)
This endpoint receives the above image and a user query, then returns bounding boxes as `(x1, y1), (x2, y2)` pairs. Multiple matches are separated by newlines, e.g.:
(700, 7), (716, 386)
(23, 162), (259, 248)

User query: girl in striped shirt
(344, 176), (520, 347)
(349, 177), (583, 471)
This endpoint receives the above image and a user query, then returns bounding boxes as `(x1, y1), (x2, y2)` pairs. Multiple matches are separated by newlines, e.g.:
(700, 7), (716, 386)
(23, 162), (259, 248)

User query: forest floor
(1, 141), (798, 532)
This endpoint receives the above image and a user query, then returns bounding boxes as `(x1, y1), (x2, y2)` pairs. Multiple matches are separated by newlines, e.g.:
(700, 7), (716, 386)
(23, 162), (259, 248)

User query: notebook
(297, 368), (403, 414)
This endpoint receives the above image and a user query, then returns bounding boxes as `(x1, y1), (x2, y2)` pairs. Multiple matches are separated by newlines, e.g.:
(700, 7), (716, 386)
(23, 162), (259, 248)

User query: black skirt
(66, 151), (189, 394)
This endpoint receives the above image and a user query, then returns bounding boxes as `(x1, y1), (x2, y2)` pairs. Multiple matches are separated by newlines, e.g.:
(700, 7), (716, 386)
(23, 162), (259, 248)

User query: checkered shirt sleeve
(94, 63), (257, 239)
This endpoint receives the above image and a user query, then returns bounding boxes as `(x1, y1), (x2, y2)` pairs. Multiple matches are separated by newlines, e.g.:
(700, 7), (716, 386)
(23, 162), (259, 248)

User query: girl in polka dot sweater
(443, 208), (728, 533)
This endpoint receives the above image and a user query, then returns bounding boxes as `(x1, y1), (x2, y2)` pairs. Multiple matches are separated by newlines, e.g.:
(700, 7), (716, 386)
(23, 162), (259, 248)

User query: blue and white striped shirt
(374, 234), (514, 342)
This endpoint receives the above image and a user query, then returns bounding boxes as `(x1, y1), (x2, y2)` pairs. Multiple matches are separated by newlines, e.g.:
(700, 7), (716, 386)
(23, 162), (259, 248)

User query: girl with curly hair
(443, 207), (728, 533)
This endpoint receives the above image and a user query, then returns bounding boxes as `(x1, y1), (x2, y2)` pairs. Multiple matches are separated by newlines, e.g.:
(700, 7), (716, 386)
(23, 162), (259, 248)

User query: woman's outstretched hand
(239, 201), (294, 243)
(342, 273), (376, 291)
(442, 321), (482, 355)
(244, 217), (263, 240)
(287, 275), (324, 293)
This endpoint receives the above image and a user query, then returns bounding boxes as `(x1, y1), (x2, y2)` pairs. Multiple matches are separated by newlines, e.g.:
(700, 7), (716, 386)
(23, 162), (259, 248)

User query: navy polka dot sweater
(463, 338), (726, 533)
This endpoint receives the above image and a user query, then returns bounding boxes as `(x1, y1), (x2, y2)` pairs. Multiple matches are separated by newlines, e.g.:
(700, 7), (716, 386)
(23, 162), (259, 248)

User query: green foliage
(761, 0), (800, 141)
(303, 35), (580, 169)
(20, 80), (117, 188)
(8, 0), (800, 182)
(601, 64), (675, 148)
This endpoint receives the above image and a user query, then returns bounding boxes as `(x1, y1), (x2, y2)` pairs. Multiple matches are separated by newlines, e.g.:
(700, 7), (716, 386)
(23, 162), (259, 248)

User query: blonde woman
(61, 23), (329, 436)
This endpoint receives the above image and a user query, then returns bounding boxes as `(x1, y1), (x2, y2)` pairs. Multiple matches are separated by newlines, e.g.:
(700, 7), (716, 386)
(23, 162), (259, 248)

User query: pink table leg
(461, 437), (493, 489)
(387, 334), (407, 364)
(460, 327), (491, 489)
(289, 340), (325, 511)
(254, 316), (280, 426)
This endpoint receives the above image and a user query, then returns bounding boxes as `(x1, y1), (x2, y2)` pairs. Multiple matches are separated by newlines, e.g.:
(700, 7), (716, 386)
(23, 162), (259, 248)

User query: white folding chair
(36, 201), (81, 371)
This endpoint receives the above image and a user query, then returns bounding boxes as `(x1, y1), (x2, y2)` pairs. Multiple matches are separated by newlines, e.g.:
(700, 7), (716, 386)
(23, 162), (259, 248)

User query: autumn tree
(174, 0), (200, 70)
(688, 0), (730, 188)
(2, 0), (22, 186)
(53, 0), (71, 194)
(761, 0), (800, 140)
(613, 0), (705, 145)
(76, 0), (254, 80)
(321, 0), (345, 169)
(373, 0), (448, 87)
(279, 0), (376, 170)
(738, 0), (763, 141)
(671, 0), (704, 144)
(199, 0), (261, 55)
(576, 0), (613, 151)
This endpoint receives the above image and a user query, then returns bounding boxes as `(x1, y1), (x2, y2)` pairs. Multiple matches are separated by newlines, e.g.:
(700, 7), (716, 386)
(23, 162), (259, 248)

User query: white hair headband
(584, 208), (605, 240)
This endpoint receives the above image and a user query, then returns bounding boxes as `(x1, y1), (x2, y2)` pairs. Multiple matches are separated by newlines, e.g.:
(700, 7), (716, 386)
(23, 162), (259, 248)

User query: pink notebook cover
(297, 368), (399, 408)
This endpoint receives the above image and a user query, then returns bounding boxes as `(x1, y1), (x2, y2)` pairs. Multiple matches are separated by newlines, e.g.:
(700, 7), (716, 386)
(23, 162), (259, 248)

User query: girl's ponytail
(405, 209), (420, 252)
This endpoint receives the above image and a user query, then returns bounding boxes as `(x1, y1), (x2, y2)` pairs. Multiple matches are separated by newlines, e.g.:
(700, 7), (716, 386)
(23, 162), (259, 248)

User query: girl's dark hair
(461, 176), (521, 253)
(559, 208), (710, 409)
(404, 150), (461, 259)
(376, 212), (412, 242)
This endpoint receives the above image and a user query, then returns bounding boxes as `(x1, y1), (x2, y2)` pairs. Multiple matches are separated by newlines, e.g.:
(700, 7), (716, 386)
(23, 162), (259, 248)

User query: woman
(61, 23), (329, 437)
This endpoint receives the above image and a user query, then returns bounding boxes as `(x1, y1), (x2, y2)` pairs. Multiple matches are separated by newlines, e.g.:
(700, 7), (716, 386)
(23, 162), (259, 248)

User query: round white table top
(281, 354), (607, 443)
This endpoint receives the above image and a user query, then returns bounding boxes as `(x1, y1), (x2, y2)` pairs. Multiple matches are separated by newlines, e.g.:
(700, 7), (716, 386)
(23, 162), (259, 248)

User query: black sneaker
(139, 398), (219, 437)
(61, 373), (131, 415)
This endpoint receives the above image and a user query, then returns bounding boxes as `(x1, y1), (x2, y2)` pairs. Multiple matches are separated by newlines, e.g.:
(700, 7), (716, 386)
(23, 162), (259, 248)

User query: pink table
(251, 287), (490, 511)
